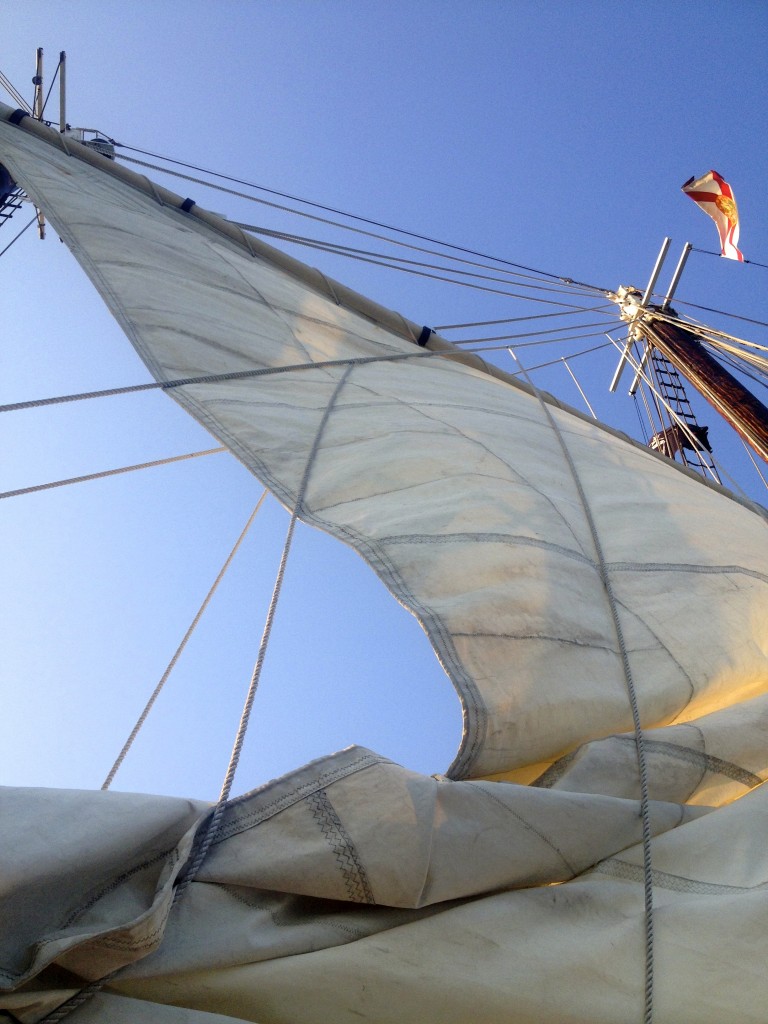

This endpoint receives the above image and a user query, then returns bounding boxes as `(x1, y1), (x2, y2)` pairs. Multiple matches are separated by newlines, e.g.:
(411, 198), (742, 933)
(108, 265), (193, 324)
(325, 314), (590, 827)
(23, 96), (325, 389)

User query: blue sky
(1, 1), (766, 801)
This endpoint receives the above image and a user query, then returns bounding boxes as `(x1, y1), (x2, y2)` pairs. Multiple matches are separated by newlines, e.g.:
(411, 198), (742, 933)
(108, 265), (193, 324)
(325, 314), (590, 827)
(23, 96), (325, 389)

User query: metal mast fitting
(615, 287), (768, 465)
(609, 237), (671, 393)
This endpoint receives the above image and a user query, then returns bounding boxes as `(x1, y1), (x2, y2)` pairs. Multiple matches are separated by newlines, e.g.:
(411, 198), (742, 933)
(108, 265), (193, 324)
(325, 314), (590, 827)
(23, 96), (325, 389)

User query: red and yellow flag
(682, 170), (743, 261)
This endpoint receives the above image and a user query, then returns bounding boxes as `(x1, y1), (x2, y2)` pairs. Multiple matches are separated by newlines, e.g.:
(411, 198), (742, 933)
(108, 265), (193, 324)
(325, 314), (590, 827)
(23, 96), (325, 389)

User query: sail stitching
(534, 736), (762, 791)
(608, 561), (768, 584)
(101, 493), (267, 790)
(213, 751), (389, 842)
(593, 858), (768, 894)
(306, 788), (376, 904)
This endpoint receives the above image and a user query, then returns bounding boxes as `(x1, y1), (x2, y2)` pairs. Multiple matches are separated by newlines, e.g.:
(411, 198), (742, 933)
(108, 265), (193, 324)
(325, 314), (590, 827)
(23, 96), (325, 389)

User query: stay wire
(116, 142), (609, 294)
(508, 346), (656, 1022)
(237, 224), (602, 302)
(244, 232), (602, 308)
(0, 324), (626, 417)
(121, 152), (597, 298)
(673, 298), (768, 330)
(173, 365), (354, 903)
(434, 307), (613, 330)
(137, 152), (600, 301)
(692, 246), (768, 271)
(449, 319), (619, 346)
(38, 56), (62, 118)
(0, 69), (33, 112)
(0, 447), (226, 501)
(102, 492), (267, 790)
(0, 215), (36, 259)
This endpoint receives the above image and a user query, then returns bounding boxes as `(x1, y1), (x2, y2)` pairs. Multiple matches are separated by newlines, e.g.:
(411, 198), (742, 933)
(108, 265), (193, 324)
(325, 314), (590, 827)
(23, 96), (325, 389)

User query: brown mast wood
(638, 315), (768, 465)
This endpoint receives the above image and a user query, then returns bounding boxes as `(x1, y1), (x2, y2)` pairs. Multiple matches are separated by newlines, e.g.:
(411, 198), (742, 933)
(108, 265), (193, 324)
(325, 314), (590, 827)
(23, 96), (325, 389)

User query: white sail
(2, 107), (768, 1023)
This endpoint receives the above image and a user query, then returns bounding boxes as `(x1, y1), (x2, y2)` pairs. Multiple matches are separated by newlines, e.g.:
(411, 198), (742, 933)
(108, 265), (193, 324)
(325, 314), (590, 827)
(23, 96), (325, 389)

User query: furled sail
(2, 106), (768, 1023)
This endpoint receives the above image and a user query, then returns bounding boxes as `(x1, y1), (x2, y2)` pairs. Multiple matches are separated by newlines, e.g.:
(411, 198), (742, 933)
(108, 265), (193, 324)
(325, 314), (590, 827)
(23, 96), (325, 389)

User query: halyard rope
(101, 493), (267, 790)
(39, 358), (350, 1019)
(509, 347), (656, 1024)
(0, 447), (225, 500)
(173, 364), (354, 898)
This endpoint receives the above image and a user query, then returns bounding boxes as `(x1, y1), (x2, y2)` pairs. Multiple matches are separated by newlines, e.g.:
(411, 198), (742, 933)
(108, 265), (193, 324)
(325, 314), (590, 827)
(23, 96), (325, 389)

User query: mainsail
(2, 105), (768, 1023)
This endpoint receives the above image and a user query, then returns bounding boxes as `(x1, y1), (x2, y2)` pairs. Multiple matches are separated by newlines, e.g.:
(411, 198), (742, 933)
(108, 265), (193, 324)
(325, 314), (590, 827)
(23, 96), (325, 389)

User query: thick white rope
(173, 364), (354, 900)
(101, 492), (268, 789)
(0, 447), (225, 500)
(509, 347), (656, 1024)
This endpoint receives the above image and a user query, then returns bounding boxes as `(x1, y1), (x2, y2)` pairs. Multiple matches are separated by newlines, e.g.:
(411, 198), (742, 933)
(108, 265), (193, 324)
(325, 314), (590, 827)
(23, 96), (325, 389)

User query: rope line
(449, 318), (619, 345)
(173, 364), (354, 902)
(508, 346), (656, 1024)
(434, 306), (613, 330)
(692, 246), (768, 271)
(236, 223), (601, 303)
(0, 352), (429, 414)
(0, 215), (37, 259)
(673, 298), (768, 330)
(39, 56), (62, 118)
(0, 69), (33, 111)
(101, 493), (267, 790)
(2, 327), (629, 417)
(0, 447), (226, 500)
(115, 144), (609, 293)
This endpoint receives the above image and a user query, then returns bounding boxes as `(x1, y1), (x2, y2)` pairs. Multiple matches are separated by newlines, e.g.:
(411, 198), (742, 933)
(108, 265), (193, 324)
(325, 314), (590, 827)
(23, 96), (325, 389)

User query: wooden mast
(635, 314), (768, 465)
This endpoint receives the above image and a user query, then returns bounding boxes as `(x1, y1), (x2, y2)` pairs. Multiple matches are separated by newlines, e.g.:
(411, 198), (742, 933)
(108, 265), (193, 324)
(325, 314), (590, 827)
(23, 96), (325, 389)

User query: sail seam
(593, 858), (768, 894)
(608, 561), (768, 584)
(213, 751), (390, 842)
(306, 788), (376, 904)
(535, 736), (763, 790)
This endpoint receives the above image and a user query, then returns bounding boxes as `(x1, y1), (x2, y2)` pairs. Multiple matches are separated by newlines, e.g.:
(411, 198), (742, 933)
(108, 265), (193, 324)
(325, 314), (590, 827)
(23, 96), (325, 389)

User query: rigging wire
(0, 69), (33, 112)
(0, 215), (36, 258)
(173, 366), (354, 905)
(0, 448), (226, 501)
(448, 319), (619, 346)
(239, 235), (600, 307)
(560, 358), (597, 418)
(115, 142), (609, 294)
(603, 334), (722, 486)
(672, 298), (768, 330)
(38, 54), (62, 118)
(703, 340), (768, 381)
(739, 437), (768, 493)
(0, 329), (624, 418)
(651, 308), (767, 350)
(434, 307), (612, 329)
(462, 329), (624, 356)
(692, 246), (768, 271)
(512, 341), (612, 375)
(113, 152), (608, 305)
(702, 346), (768, 392)
(102, 492), (267, 790)
(236, 223), (601, 302)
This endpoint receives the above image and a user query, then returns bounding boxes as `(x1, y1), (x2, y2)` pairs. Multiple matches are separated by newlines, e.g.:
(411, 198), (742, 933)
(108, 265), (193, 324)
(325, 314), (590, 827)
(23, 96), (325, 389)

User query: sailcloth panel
(1, 116), (767, 782)
(1, 750), (767, 1024)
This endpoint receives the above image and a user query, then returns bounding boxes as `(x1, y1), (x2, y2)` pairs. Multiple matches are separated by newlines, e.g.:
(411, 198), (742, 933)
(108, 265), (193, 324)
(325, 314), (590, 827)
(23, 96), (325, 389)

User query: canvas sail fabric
(2, 111), (768, 1022)
(2, 749), (766, 1024)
